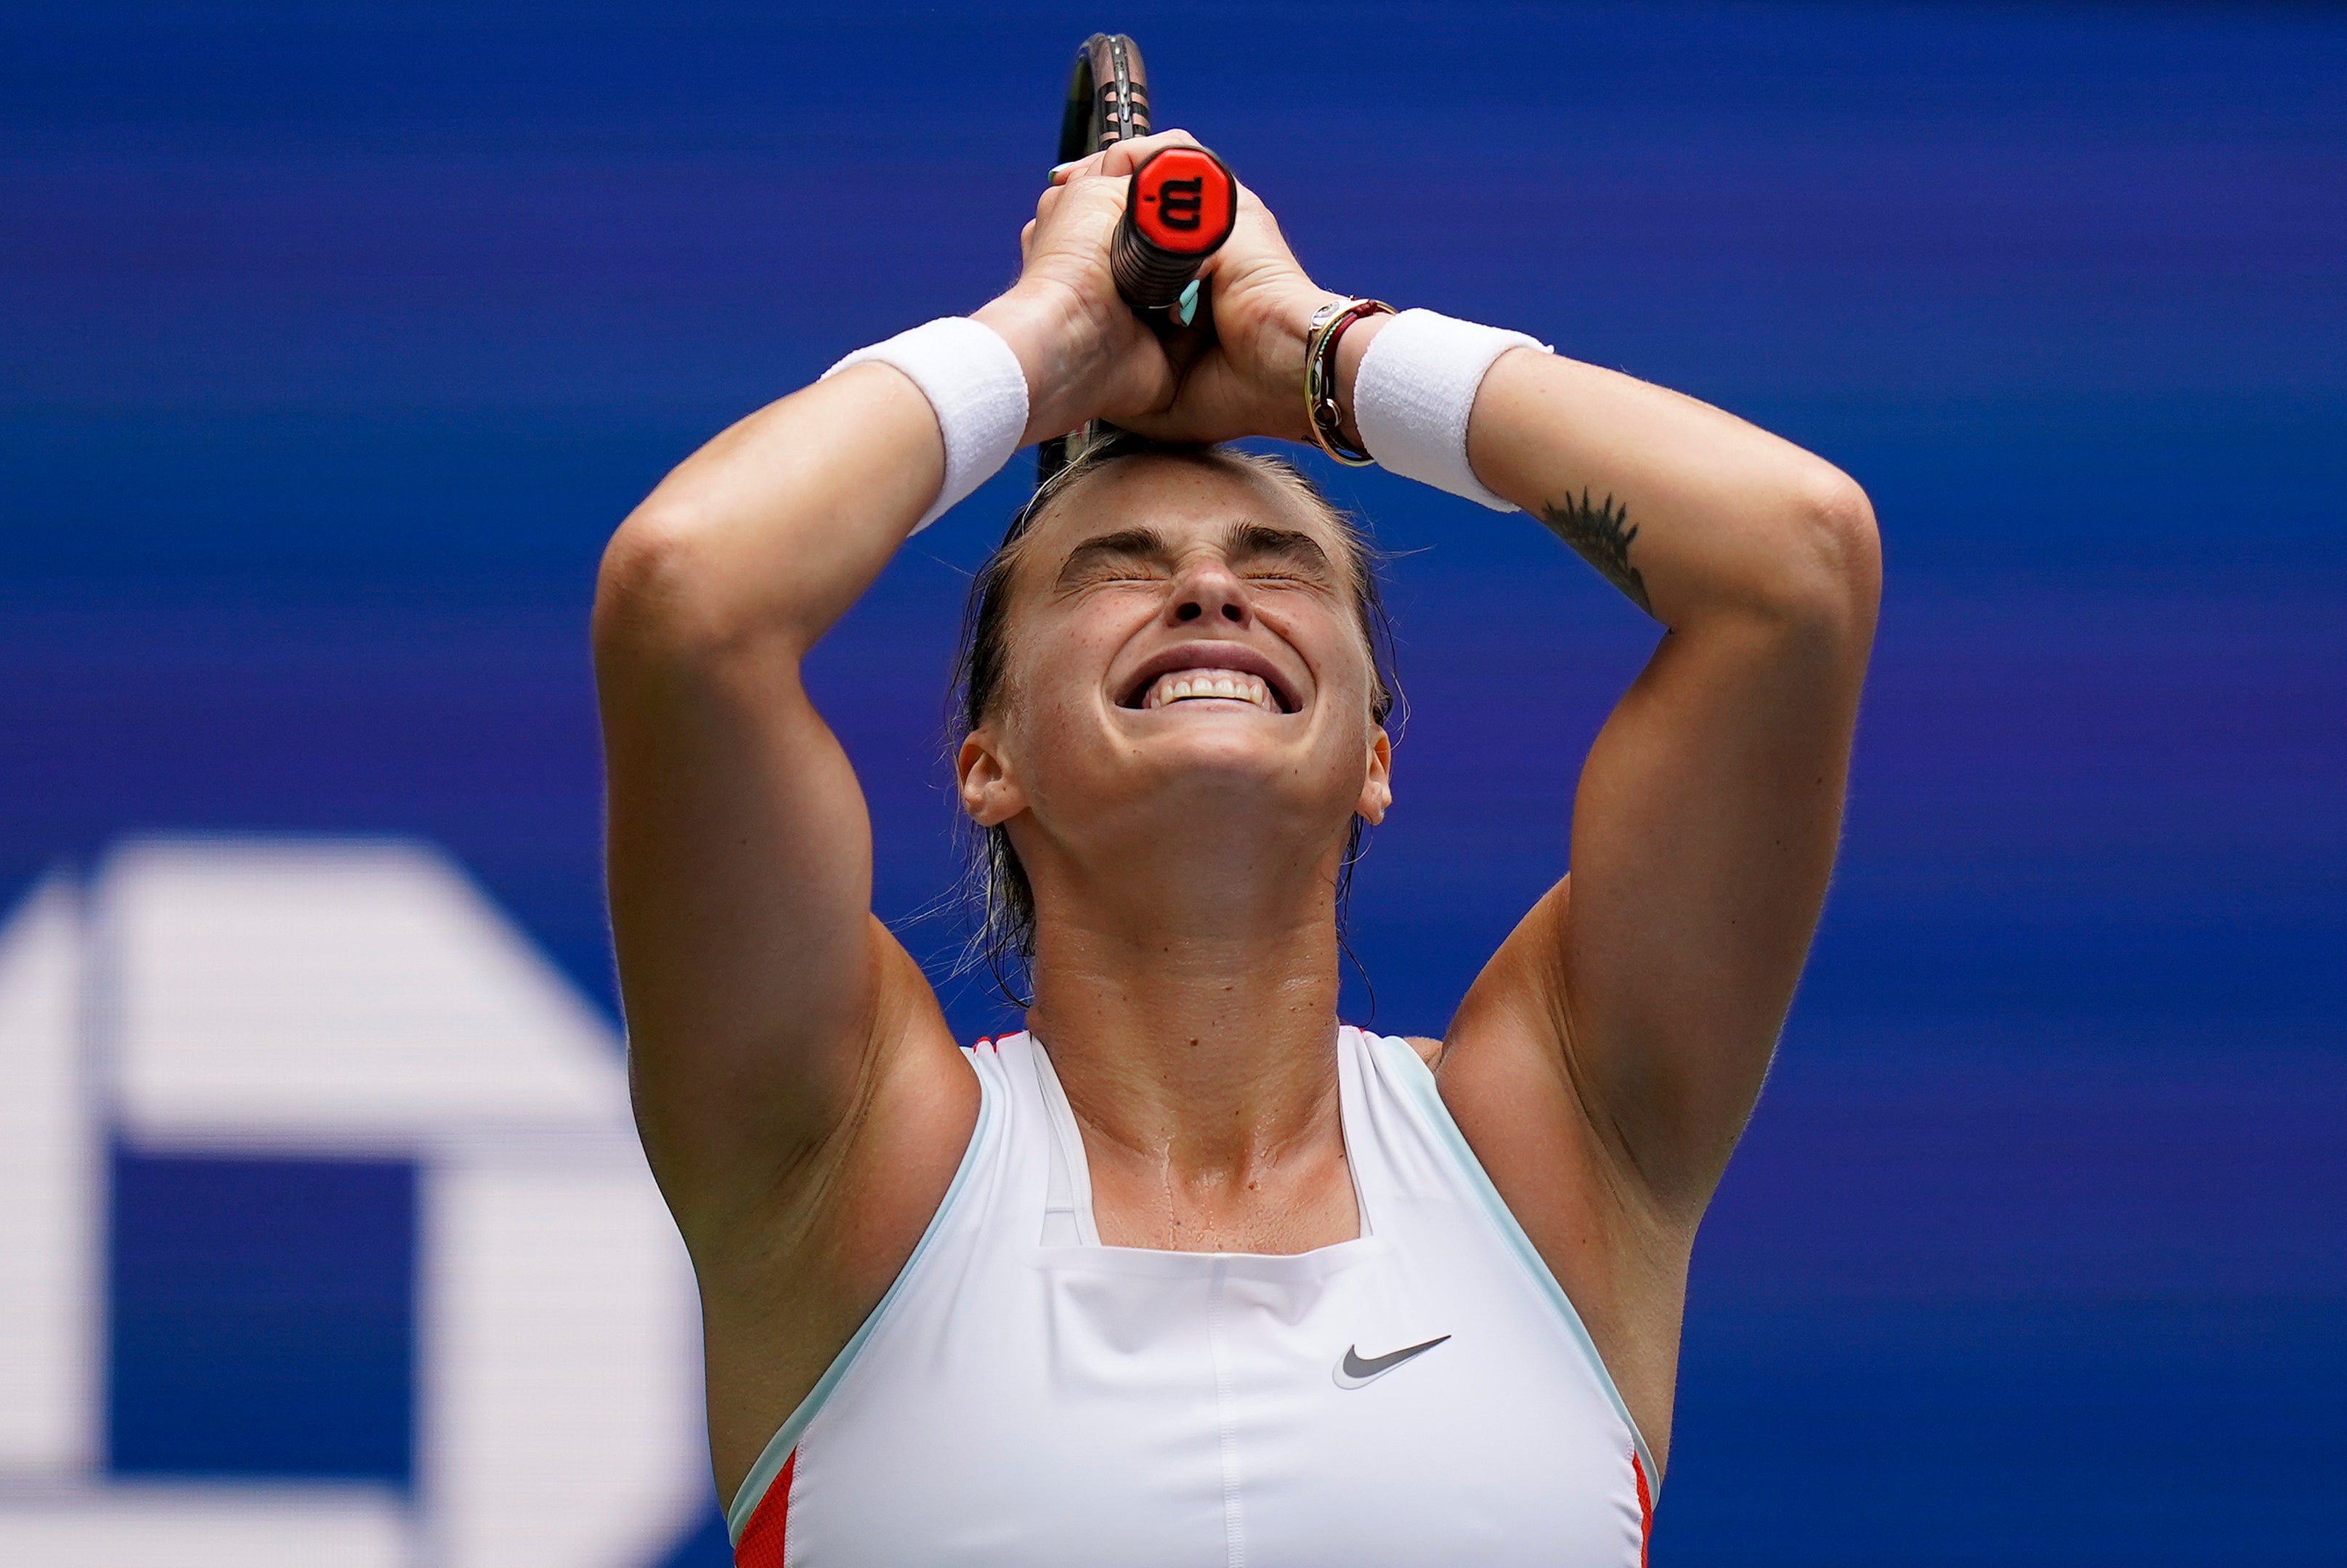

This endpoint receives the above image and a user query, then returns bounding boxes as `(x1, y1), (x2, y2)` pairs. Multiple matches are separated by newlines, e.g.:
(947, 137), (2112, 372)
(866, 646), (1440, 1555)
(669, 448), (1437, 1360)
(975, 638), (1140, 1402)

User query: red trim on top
(734, 1447), (795, 1568)
(1631, 1449), (1653, 1567)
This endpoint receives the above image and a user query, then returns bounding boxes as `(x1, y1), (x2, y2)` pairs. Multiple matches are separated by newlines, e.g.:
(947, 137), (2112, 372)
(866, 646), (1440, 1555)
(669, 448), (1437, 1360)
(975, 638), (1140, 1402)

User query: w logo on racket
(1156, 176), (1205, 230)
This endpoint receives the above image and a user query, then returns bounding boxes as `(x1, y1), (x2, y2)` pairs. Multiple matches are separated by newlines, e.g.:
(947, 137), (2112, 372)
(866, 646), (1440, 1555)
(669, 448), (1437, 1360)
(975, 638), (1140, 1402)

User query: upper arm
(1441, 349), (1883, 1221)
(594, 548), (875, 1232)
(1585, 586), (1870, 1189)
(590, 370), (963, 1246)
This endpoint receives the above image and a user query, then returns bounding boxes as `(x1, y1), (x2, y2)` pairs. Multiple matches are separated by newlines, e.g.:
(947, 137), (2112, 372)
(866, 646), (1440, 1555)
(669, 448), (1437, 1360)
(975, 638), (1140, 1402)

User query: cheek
(1313, 645), (1386, 774)
(1281, 609), (1374, 726)
(996, 622), (1114, 778)
(1015, 590), (1151, 711)
(1000, 688), (1078, 781)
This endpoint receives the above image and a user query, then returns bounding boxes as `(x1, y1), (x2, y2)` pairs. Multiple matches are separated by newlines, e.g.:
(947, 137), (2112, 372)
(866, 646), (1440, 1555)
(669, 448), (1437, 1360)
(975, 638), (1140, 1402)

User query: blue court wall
(2, 2), (2341, 1563)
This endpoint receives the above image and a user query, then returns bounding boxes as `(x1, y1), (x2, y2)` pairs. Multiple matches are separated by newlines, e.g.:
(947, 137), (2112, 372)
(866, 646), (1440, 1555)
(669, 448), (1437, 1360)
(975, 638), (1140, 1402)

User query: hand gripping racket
(1039, 33), (1239, 480)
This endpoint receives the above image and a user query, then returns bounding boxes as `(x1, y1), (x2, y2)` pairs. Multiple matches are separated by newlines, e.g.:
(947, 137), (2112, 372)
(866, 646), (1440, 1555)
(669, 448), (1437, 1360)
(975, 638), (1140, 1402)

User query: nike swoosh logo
(1334, 1335), (1451, 1389)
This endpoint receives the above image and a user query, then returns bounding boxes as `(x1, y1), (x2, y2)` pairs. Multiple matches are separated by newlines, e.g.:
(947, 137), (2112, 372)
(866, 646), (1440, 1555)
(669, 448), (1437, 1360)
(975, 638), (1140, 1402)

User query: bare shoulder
(690, 922), (980, 1503)
(710, 921), (976, 1286)
(1433, 877), (1663, 1243)
(1430, 876), (1693, 1468)
(1405, 1034), (1446, 1069)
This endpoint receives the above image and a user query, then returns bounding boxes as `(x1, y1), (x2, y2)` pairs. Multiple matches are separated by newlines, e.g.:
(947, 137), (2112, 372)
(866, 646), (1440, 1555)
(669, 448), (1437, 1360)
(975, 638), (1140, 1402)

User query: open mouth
(1118, 649), (1297, 715)
(1138, 667), (1282, 713)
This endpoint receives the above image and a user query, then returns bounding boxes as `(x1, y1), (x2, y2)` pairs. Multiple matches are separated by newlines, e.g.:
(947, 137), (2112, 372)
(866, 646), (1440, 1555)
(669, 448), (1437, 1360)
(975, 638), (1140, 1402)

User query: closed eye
(1055, 527), (1173, 591)
(1227, 523), (1337, 589)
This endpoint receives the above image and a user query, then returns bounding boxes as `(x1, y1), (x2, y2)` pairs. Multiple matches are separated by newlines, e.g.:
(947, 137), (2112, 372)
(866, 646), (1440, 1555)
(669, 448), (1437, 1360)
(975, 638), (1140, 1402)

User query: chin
(1127, 715), (1305, 778)
(1119, 726), (1359, 824)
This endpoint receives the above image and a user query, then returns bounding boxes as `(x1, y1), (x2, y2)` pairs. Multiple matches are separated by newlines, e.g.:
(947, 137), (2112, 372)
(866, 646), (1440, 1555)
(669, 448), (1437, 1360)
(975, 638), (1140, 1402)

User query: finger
(1019, 217), (1035, 263)
(1050, 128), (1209, 191)
(1048, 147), (1114, 187)
(1095, 126), (1207, 179)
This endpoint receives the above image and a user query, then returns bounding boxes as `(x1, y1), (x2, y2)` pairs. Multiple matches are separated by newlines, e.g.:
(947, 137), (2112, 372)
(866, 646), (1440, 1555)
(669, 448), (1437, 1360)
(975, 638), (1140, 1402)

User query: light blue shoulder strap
(1359, 1029), (1660, 1491)
(725, 1045), (1002, 1541)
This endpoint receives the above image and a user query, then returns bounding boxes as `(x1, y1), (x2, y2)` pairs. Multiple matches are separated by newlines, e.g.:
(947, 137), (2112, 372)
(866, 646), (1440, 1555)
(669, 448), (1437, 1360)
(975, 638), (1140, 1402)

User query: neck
(1018, 834), (1354, 1251)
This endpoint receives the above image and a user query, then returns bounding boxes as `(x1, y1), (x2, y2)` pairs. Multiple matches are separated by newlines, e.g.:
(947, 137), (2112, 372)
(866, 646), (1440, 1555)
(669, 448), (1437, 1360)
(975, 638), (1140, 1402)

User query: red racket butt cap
(1130, 148), (1236, 254)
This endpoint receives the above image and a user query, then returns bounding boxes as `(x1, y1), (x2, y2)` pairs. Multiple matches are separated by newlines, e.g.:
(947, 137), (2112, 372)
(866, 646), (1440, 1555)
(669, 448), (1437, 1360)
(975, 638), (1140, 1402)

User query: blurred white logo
(0, 838), (705, 1568)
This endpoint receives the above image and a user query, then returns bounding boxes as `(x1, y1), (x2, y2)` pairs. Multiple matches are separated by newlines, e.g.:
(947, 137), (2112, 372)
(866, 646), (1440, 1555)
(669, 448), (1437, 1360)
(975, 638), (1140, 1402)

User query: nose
(1170, 557), (1251, 627)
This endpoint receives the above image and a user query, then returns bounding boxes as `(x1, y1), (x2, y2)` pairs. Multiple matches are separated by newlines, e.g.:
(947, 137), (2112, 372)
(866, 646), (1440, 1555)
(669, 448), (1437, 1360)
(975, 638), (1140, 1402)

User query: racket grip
(1113, 146), (1238, 318)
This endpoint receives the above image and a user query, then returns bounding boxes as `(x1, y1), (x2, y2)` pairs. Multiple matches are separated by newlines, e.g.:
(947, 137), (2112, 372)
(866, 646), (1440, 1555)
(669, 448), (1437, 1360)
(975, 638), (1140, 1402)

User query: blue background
(4, 2), (2342, 1561)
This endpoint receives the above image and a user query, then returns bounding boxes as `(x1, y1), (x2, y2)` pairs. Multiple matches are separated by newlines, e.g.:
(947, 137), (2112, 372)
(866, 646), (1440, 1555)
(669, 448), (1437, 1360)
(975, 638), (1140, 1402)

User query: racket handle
(1113, 146), (1237, 321)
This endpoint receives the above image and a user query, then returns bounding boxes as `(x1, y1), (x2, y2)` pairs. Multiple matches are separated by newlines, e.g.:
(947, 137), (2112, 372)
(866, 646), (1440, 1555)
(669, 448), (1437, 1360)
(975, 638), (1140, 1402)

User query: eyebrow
(1225, 521), (1334, 575)
(1047, 519), (1337, 590)
(1053, 527), (1171, 588)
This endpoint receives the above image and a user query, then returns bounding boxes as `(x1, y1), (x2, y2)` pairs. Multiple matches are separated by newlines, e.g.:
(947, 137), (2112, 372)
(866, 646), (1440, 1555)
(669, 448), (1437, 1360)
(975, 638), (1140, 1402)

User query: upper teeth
(1143, 668), (1278, 712)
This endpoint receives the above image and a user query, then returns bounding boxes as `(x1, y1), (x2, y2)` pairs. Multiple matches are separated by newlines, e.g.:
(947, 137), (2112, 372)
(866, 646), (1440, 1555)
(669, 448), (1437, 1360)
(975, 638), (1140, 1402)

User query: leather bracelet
(1302, 296), (1394, 465)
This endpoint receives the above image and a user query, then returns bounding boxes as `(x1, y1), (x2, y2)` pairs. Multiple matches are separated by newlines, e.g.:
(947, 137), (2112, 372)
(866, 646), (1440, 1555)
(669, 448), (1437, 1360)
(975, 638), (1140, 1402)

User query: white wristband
(824, 317), (1029, 533)
(1353, 308), (1550, 512)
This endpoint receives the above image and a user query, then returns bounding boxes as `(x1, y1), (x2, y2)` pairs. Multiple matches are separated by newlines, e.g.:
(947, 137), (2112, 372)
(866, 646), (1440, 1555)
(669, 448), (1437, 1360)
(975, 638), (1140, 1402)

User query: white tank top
(727, 1028), (1655, 1567)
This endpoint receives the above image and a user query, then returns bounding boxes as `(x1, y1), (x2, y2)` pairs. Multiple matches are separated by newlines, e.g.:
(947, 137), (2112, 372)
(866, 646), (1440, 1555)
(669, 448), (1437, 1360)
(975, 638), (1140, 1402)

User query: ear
(1355, 726), (1393, 826)
(957, 728), (1028, 828)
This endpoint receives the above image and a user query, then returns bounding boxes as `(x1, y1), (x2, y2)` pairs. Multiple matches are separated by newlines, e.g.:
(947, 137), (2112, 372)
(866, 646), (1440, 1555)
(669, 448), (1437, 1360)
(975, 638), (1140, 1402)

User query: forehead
(1018, 453), (1345, 567)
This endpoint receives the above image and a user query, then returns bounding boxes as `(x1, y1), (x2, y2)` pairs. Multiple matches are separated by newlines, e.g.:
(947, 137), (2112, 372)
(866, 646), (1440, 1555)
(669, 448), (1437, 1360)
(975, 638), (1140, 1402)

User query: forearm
(596, 285), (1115, 663)
(591, 357), (965, 1193)
(1377, 331), (1881, 1211)
(1336, 320), (1878, 635)
(596, 364), (946, 663)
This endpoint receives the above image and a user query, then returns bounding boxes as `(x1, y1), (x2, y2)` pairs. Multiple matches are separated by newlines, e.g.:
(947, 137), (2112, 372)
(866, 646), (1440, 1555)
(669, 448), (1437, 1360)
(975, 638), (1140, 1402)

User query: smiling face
(956, 450), (1393, 928)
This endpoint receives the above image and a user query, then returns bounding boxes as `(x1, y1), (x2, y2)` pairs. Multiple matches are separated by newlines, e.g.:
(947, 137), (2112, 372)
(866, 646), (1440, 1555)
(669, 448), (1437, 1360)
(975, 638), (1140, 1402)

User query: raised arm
(1382, 328), (1881, 1221)
(593, 362), (957, 1239)
(593, 137), (1203, 1246)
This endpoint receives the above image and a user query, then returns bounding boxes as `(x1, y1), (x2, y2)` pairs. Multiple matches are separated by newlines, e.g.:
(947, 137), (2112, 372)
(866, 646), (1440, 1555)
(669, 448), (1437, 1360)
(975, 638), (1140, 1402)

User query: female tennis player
(595, 130), (1878, 1565)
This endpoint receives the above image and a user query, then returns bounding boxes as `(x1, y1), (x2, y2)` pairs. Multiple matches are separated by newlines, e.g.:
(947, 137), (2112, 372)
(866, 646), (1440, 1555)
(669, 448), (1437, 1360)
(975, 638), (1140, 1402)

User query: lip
(1117, 640), (1302, 715)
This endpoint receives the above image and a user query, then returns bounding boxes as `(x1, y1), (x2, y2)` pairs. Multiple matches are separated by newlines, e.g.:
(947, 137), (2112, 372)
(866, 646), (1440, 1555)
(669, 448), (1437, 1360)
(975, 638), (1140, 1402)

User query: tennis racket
(1039, 33), (1238, 480)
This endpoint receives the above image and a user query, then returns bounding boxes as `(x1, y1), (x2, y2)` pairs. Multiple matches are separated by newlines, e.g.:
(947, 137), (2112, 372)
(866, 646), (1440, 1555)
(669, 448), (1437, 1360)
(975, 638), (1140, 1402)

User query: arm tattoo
(1537, 488), (1653, 616)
